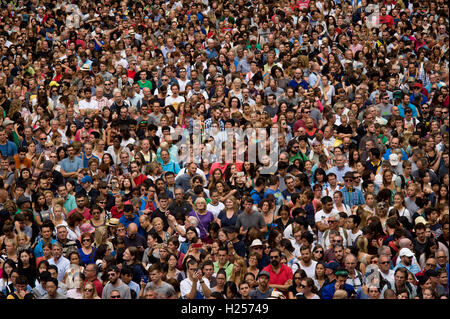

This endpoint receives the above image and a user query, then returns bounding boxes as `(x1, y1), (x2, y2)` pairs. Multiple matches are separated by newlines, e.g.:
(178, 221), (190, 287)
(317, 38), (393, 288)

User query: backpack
(399, 175), (414, 189)
(385, 280), (414, 296)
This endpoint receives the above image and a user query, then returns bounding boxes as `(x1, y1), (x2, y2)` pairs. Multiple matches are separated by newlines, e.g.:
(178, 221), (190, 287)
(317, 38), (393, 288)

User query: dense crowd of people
(0, 0), (448, 300)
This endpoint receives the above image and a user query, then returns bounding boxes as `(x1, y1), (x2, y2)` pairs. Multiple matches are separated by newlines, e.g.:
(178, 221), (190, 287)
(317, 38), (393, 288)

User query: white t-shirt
(78, 99), (99, 111)
(388, 206), (412, 224)
(348, 229), (363, 247)
(164, 95), (185, 110)
(315, 208), (339, 244)
(299, 260), (318, 279)
(207, 202), (225, 219)
(180, 277), (211, 299)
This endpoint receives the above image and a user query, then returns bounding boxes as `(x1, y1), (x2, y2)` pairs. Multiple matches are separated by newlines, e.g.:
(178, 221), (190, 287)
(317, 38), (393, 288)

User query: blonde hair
(94, 226), (108, 247)
(229, 257), (248, 284)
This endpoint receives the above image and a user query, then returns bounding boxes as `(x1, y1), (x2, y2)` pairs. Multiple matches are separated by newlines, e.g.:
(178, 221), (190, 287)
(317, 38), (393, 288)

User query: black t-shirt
(337, 124), (353, 135)
(413, 237), (429, 257)
(0, 98), (11, 115)
(150, 209), (170, 231)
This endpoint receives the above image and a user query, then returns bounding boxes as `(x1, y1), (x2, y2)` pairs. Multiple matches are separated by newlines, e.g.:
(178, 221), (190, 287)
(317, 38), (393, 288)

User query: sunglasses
(379, 261), (390, 265)
(82, 239), (91, 242)
(110, 295), (121, 299)
(84, 288), (94, 292)
(314, 250), (324, 254)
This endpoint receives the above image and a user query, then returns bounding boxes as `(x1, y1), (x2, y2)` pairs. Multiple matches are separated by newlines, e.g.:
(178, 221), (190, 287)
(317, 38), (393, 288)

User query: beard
(271, 260), (280, 267)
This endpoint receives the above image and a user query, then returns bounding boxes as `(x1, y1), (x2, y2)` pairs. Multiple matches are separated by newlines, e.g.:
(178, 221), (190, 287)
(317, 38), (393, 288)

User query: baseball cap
(335, 269), (349, 277)
(414, 216), (429, 225)
(324, 261), (339, 271)
(413, 82), (422, 88)
(81, 175), (93, 184)
(389, 153), (400, 166)
(399, 247), (415, 258)
(257, 271), (270, 279)
(16, 196), (31, 207)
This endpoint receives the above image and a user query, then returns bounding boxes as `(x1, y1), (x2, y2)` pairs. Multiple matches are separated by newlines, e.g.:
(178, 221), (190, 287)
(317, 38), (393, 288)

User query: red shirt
(209, 162), (243, 176)
(262, 264), (293, 287)
(110, 206), (124, 219)
(69, 207), (91, 220)
(133, 174), (148, 186)
(379, 15), (394, 28)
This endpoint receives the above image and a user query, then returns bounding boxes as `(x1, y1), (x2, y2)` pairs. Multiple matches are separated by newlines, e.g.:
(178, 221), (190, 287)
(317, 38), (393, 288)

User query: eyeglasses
(84, 288), (94, 292)
(379, 261), (390, 265)
(303, 111), (311, 114)
(108, 273), (117, 277)
(253, 246), (263, 250)
(426, 263), (437, 267)
(329, 220), (338, 224)
(371, 260), (379, 264)
(294, 277), (302, 280)
(110, 295), (121, 299)
(82, 239), (91, 242)
(314, 250), (323, 254)
(344, 178), (353, 182)
(270, 256), (280, 260)
(99, 201), (106, 204)
(299, 284), (307, 288)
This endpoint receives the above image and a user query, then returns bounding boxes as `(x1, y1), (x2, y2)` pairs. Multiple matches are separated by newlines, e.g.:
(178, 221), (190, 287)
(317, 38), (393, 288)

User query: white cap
(399, 247), (415, 258)
(389, 153), (400, 166)
(250, 239), (263, 247)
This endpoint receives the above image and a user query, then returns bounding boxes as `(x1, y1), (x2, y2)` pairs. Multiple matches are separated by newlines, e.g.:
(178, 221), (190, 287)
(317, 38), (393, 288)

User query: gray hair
(329, 212), (340, 221)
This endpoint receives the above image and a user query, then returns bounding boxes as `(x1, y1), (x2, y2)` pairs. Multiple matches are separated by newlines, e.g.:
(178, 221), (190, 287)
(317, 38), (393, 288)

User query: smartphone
(141, 274), (148, 284)
(236, 172), (245, 177)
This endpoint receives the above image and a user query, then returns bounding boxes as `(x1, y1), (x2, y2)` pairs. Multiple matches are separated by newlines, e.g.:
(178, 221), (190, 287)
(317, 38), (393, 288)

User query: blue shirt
(119, 214), (140, 229)
(160, 160), (180, 174)
(79, 153), (100, 168)
(288, 79), (308, 91)
(34, 238), (57, 258)
(328, 166), (353, 183)
(383, 148), (408, 161)
(321, 281), (355, 299)
(393, 261), (421, 276)
(60, 156), (83, 173)
(264, 188), (285, 206)
(0, 141), (18, 157)
(398, 102), (418, 118)
(341, 187), (365, 207)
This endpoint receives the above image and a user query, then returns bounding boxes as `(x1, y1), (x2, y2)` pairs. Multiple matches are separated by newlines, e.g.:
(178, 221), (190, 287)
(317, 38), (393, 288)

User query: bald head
(128, 223), (138, 235)
(399, 238), (412, 249)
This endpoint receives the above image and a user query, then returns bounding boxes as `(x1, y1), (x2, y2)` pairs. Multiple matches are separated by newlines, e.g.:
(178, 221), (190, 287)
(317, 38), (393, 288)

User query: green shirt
(213, 261), (234, 280)
(138, 80), (153, 90)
